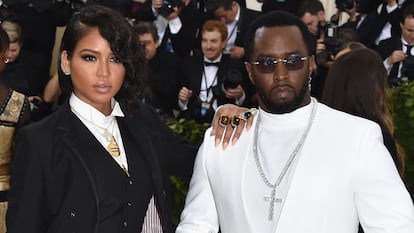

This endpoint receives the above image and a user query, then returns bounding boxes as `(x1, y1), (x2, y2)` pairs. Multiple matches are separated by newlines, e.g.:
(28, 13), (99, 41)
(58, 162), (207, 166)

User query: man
(176, 11), (414, 233)
(134, 0), (202, 58)
(177, 19), (254, 123)
(297, 0), (330, 100)
(135, 21), (180, 122)
(205, 0), (259, 59)
(376, 1), (414, 87)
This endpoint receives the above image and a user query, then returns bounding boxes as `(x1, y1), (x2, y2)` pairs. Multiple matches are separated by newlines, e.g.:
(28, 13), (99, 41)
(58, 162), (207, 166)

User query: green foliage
(167, 119), (210, 225)
(389, 81), (414, 198)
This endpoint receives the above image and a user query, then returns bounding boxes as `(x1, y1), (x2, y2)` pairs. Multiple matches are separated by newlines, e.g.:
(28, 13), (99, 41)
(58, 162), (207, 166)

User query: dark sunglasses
(245, 54), (308, 73)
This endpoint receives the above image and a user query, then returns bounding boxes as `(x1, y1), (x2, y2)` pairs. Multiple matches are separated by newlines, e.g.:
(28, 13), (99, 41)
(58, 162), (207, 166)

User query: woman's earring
(4, 58), (9, 64)
(63, 70), (70, 75)
(308, 75), (312, 91)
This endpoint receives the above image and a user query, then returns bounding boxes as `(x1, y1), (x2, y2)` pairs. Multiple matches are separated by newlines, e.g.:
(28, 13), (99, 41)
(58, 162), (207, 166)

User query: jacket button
(69, 211), (76, 218)
(123, 221), (128, 227)
(127, 202), (133, 207)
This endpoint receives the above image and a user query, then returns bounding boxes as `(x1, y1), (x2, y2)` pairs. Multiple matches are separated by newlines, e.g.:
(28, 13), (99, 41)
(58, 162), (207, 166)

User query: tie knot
(406, 44), (414, 56)
(204, 61), (220, 67)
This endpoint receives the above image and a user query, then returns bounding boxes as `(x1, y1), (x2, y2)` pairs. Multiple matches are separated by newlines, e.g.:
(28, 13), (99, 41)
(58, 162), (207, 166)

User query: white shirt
(224, 3), (240, 53)
(69, 93), (128, 170)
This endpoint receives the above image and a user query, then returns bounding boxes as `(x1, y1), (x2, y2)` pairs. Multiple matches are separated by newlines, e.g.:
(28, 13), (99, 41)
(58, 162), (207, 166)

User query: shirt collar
(204, 54), (222, 63)
(69, 93), (125, 126)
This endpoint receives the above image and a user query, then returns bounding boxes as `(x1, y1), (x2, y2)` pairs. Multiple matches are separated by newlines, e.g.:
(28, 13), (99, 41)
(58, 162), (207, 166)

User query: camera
(316, 23), (342, 64)
(159, 0), (183, 17)
(400, 55), (414, 83)
(335, 0), (354, 11)
(212, 69), (243, 98)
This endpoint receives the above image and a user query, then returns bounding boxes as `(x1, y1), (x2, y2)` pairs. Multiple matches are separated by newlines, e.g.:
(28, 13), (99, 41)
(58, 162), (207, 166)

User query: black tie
(204, 61), (220, 67)
(406, 44), (414, 56)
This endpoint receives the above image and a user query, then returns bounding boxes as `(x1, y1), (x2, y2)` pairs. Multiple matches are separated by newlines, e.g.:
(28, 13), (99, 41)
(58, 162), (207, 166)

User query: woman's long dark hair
(323, 48), (405, 175)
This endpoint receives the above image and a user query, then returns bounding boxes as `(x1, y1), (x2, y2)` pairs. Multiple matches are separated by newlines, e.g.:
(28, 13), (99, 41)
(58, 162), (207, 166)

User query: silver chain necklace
(253, 98), (318, 221)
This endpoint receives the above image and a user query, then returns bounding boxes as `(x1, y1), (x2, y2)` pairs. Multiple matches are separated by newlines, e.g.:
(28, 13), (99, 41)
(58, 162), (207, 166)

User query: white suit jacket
(176, 103), (414, 233)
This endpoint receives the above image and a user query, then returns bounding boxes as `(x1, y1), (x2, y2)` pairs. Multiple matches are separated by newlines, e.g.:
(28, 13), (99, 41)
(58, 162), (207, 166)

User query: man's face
(201, 29), (226, 61)
(138, 33), (158, 60)
(301, 12), (320, 36)
(401, 16), (414, 45)
(213, 3), (237, 24)
(245, 26), (314, 114)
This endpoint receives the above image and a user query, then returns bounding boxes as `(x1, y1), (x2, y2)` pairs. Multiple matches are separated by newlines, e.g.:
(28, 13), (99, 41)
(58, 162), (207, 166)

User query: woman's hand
(211, 104), (256, 149)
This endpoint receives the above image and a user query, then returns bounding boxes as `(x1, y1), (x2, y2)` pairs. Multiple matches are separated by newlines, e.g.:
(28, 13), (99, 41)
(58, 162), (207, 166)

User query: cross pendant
(263, 188), (282, 221)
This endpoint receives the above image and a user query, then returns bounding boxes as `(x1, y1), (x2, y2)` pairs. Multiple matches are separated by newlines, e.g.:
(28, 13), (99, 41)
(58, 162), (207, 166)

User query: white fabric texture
(176, 100), (414, 233)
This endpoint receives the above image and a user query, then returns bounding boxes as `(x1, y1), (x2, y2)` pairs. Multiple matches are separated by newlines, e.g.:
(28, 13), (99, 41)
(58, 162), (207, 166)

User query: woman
(0, 26), (30, 233)
(322, 48), (405, 176)
(6, 5), (197, 233)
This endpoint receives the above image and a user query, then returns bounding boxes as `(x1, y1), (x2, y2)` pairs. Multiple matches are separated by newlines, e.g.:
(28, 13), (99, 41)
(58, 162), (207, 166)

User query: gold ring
(231, 116), (241, 128)
(219, 115), (230, 127)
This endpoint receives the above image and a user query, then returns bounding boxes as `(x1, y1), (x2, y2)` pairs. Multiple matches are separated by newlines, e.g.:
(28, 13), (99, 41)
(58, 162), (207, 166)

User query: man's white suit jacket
(176, 102), (414, 233)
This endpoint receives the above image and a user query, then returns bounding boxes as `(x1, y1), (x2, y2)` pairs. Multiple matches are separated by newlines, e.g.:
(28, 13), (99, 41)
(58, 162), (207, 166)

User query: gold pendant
(107, 135), (120, 157)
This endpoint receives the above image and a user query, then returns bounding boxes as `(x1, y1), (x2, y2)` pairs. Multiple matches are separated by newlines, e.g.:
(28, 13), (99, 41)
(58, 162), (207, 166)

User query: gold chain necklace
(71, 107), (121, 157)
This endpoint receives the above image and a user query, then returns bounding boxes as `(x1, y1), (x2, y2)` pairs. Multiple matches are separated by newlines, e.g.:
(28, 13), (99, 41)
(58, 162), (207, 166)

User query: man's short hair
(205, 0), (233, 12)
(244, 10), (316, 61)
(134, 21), (159, 42)
(201, 20), (228, 41)
(297, 0), (325, 17)
(401, 2), (414, 24)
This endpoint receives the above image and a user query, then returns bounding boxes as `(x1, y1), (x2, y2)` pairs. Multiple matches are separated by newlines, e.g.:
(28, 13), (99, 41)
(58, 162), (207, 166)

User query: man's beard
(259, 78), (309, 114)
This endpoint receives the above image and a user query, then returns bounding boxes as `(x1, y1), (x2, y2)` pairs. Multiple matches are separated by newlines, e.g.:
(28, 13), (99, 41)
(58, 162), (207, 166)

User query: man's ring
(238, 108), (258, 121)
(219, 115), (230, 127)
(231, 116), (241, 128)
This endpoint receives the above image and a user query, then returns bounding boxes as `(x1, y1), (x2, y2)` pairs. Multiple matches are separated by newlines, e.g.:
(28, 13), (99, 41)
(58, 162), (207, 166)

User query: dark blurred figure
(135, 21), (180, 122)
(134, 0), (203, 58)
(376, 1), (414, 87)
(2, 0), (59, 95)
(372, 0), (402, 47)
(258, 0), (301, 14)
(204, 0), (260, 60)
(333, 0), (382, 48)
(0, 25), (30, 233)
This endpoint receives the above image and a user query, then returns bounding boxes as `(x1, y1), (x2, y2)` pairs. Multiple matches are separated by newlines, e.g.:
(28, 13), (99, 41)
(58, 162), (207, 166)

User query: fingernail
(215, 138), (220, 147)
(222, 142), (228, 150)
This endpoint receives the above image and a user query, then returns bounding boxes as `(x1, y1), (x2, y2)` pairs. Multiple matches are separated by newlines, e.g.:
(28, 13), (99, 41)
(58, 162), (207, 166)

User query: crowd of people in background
(0, 0), (413, 125)
(0, 0), (412, 232)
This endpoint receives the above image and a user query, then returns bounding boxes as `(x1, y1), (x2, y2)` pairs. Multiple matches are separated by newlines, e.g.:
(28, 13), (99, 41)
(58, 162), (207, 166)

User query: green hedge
(389, 81), (414, 198)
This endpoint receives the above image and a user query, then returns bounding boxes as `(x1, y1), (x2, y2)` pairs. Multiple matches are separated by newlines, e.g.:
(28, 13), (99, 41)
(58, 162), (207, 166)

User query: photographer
(333, 0), (382, 48)
(297, 0), (330, 100)
(177, 20), (254, 123)
(133, 0), (202, 58)
(376, 1), (414, 87)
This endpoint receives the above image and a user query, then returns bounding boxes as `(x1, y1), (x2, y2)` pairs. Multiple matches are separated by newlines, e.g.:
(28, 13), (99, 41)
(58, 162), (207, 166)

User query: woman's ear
(60, 50), (71, 75)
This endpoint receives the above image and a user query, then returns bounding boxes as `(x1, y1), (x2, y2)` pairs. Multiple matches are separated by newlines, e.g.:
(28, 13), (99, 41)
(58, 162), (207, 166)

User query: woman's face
(61, 28), (125, 114)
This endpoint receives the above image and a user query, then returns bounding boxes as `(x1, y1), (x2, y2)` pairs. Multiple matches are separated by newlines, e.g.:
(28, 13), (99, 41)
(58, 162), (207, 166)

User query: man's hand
(211, 104), (256, 150)
(224, 85), (244, 100)
(229, 46), (245, 59)
(178, 87), (192, 105)
(387, 50), (407, 65)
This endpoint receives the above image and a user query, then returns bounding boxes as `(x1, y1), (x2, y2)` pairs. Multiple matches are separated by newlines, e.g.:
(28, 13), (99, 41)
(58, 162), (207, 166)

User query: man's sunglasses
(245, 54), (309, 73)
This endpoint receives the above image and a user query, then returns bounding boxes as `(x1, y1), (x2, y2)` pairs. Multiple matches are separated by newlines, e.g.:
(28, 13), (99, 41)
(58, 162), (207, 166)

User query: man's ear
(308, 55), (316, 72)
(245, 63), (255, 85)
